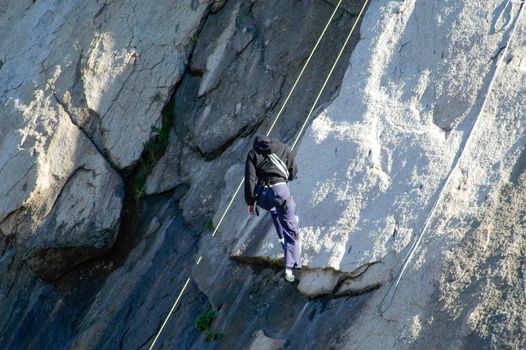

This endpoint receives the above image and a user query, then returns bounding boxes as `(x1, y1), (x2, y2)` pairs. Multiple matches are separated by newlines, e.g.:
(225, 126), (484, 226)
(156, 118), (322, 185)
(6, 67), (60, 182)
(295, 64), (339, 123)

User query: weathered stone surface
(0, 90), (123, 279)
(25, 163), (123, 280)
(1, 1), (526, 350)
(326, 0), (369, 15)
(68, 197), (212, 350)
(1, 0), (210, 169)
(178, 138), (249, 225)
(243, 330), (287, 350)
(297, 269), (341, 298)
(336, 2), (526, 349)
(174, 0), (360, 158)
(76, 0), (205, 169)
(334, 262), (384, 296)
(0, 196), (213, 350)
(144, 129), (185, 195)
(233, 0), (525, 301)
(0, 0), (377, 348)
(186, 0), (278, 156)
(0, 0), (211, 279)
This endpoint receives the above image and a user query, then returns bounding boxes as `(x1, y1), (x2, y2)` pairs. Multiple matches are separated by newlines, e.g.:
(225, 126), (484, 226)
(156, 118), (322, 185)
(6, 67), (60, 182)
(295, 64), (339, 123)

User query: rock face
(213, 0), (526, 347)
(1, 0), (526, 349)
(0, 79), (124, 280)
(233, 2), (526, 348)
(0, 0), (210, 278)
(243, 330), (287, 350)
(146, 0), (362, 227)
(232, 0), (526, 301)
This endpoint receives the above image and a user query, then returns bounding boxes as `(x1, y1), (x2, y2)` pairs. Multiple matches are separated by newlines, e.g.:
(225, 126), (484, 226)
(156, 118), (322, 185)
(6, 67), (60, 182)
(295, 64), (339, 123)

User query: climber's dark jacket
(244, 135), (297, 205)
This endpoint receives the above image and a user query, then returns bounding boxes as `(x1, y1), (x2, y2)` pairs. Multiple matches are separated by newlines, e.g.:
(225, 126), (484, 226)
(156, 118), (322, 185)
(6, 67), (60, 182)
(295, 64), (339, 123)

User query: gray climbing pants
(256, 184), (301, 269)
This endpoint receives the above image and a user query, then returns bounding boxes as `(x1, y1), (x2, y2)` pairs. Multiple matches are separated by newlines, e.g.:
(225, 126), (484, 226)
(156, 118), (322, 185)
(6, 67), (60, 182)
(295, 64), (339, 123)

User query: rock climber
(244, 134), (301, 282)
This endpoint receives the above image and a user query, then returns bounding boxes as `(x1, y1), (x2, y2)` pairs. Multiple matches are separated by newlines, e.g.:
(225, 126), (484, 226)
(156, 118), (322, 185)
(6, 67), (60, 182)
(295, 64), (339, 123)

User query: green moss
(130, 164), (149, 198)
(191, 32), (199, 43)
(130, 94), (175, 199)
(195, 310), (221, 342)
(205, 330), (221, 342)
(196, 310), (215, 331)
(205, 220), (214, 230)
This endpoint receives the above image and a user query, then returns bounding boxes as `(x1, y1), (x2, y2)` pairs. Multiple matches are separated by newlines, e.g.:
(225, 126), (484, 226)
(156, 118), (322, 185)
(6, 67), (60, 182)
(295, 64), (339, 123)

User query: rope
(208, 0), (350, 241)
(495, 0), (524, 31)
(377, 0), (525, 315)
(266, 0), (344, 137)
(146, 1), (364, 348)
(147, 277), (192, 349)
(292, 0), (370, 151)
(495, 0), (513, 31)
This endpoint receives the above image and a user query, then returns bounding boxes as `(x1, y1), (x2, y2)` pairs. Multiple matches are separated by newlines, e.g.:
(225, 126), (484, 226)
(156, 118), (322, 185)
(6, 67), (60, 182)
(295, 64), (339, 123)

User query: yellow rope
(148, 277), (192, 350)
(292, 0), (370, 151)
(211, 179), (244, 237)
(147, 1), (371, 348)
(266, 0), (344, 137)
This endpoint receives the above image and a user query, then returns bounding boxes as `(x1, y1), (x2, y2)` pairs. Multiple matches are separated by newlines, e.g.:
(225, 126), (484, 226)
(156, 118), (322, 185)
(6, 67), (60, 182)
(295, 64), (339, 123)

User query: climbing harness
(377, 0), (526, 315)
(146, 0), (372, 348)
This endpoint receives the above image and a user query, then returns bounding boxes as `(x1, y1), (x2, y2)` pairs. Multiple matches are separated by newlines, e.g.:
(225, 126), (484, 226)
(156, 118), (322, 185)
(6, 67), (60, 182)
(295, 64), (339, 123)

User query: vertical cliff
(0, 0), (525, 349)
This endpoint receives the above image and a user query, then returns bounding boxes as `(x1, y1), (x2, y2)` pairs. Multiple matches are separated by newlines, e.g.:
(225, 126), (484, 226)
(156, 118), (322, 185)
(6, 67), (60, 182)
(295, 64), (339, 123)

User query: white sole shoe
(284, 273), (295, 283)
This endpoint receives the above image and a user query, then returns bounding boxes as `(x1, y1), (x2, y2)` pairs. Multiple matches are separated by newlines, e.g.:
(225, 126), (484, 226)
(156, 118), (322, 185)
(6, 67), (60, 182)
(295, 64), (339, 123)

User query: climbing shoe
(284, 268), (295, 283)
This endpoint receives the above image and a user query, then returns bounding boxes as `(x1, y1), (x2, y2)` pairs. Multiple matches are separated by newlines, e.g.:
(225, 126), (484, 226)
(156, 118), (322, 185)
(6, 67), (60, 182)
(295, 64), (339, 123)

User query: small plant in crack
(145, 125), (170, 161)
(191, 31), (199, 43)
(130, 95), (174, 199)
(204, 219), (214, 231)
(195, 310), (221, 342)
(130, 126), (169, 199)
